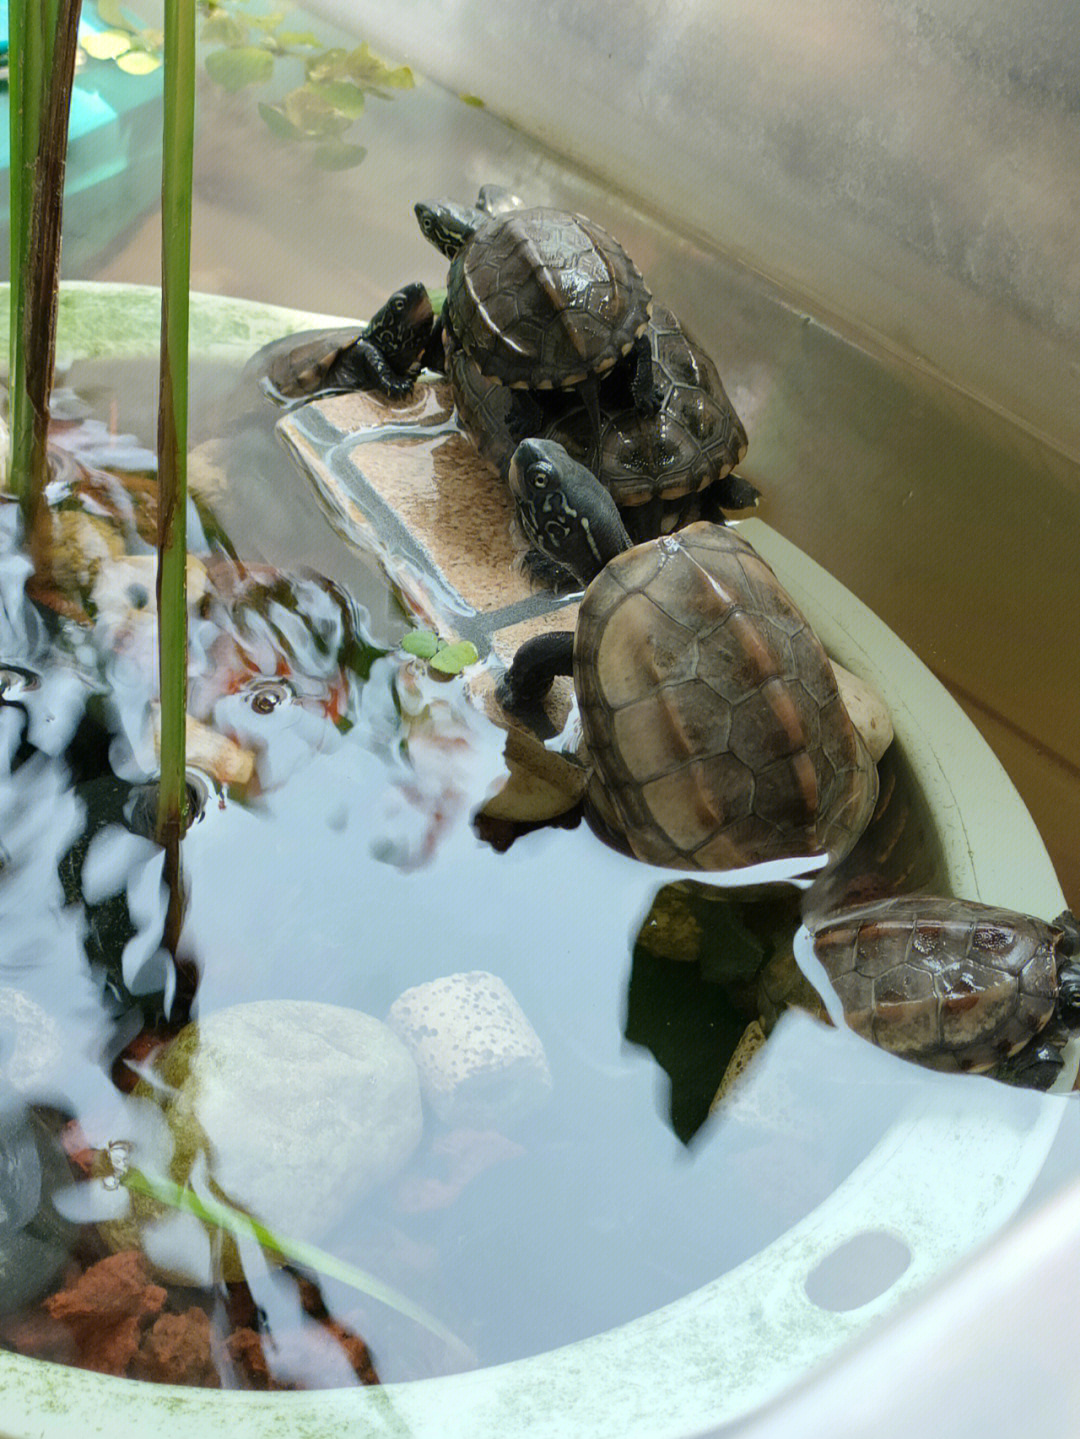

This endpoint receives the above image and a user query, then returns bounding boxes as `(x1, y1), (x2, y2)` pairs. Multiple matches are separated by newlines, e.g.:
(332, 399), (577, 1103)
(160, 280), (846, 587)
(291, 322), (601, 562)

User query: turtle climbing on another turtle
(496, 438), (879, 872)
(449, 299), (755, 545)
(243, 282), (438, 403)
(414, 195), (658, 410)
(799, 895), (1080, 1086)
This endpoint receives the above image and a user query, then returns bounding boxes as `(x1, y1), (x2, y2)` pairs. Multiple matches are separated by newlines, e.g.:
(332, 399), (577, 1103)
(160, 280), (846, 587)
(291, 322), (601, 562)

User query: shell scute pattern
(574, 522), (877, 870)
(811, 896), (1063, 1070)
(448, 208), (650, 390)
(448, 299), (749, 526)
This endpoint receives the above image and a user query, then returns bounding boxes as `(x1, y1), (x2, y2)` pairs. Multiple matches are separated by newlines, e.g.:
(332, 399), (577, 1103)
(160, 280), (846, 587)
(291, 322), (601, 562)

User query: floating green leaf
(117, 47), (161, 73)
(430, 640), (479, 675)
(81, 29), (133, 58)
(312, 139), (367, 170)
(282, 83), (351, 136)
(313, 78), (366, 119)
(305, 45), (347, 83)
(199, 10), (246, 44)
(95, 0), (136, 32)
(204, 42), (273, 90)
(257, 100), (303, 141)
(346, 41), (413, 90)
(401, 629), (440, 659)
(275, 30), (323, 48)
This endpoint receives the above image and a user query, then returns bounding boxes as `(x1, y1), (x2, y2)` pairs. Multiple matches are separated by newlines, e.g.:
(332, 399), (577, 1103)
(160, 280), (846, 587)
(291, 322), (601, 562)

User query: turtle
(414, 195), (658, 410)
(496, 439), (879, 872)
(243, 283), (438, 403)
(800, 896), (1080, 1086)
(449, 299), (756, 544)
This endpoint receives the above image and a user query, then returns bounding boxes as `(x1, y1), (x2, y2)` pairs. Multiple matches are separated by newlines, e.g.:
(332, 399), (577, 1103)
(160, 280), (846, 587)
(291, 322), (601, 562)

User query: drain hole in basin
(804, 1230), (912, 1312)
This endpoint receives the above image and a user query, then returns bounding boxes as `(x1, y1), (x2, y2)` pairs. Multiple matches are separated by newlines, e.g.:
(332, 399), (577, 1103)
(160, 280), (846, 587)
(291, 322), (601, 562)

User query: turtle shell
(575, 523), (879, 870)
(448, 303), (753, 525)
(446, 207), (652, 391)
(809, 896), (1065, 1071)
(542, 303), (749, 508)
(249, 327), (364, 400)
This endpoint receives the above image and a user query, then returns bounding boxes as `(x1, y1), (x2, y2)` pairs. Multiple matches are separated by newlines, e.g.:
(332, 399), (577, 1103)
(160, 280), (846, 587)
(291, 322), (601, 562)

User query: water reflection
(2, 404), (1077, 1392)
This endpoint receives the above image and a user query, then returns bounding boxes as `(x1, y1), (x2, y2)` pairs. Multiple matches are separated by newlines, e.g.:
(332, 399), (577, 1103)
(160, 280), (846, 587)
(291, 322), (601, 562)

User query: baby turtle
(449, 300), (755, 541)
(415, 195), (657, 406)
(243, 283), (437, 403)
(497, 440), (879, 871)
(804, 896), (1080, 1084)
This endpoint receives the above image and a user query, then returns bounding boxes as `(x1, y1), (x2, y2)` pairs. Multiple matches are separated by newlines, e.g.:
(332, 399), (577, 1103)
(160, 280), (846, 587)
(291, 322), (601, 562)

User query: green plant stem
(122, 1167), (471, 1360)
(156, 0), (197, 847)
(7, 0), (81, 530)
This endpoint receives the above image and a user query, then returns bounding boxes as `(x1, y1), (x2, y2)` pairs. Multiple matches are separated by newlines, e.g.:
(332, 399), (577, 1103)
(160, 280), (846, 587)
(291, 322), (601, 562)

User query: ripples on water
(0, 372), (1076, 1388)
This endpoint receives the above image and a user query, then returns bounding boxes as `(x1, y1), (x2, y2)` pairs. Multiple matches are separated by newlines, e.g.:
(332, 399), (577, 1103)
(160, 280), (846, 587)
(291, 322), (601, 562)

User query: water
(1, 357), (1076, 1393)
(4, 7), (1079, 1401)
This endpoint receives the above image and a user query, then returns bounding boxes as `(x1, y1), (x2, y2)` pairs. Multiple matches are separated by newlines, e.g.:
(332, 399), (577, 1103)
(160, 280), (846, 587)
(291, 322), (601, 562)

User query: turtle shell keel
(810, 896), (1076, 1072)
(575, 523), (879, 870)
(446, 207), (652, 391)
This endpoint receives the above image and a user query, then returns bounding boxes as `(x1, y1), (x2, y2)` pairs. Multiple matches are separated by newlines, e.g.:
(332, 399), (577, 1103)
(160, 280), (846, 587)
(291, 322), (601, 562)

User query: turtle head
(414, 198), (485, 260)
(507, 438), (631, 587)
(364, 283), (436, 374)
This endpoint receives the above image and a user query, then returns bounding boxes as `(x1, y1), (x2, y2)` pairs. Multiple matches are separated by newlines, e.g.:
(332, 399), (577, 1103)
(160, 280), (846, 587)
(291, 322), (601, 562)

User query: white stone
(112, 1001), (424, 1278)
(388, 972), (552, 1129)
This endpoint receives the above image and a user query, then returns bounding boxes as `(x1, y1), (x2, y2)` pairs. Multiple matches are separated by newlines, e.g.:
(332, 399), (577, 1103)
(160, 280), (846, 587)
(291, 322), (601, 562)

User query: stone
(0, 1094), (80, 1315)
(388, 972), (552, 1129)
(0, 988), (66, 1098)
(102, 1001), (423, 1282)
(832, 661), (893, 764)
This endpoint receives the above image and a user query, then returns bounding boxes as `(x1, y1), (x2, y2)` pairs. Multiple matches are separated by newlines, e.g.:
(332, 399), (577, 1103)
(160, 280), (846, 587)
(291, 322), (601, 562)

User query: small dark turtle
(415, 196), (657, 406)
(245, 283), (436, 403)
(498, 440), (878, 871)
(806, 896), (1080, 1083)
(449, 300), (755, 542)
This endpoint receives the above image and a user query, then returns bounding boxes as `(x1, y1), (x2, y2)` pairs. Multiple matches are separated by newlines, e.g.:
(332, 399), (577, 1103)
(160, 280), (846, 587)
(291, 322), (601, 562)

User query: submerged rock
(0, 1092), (79, 1315)
(102, 1000), (423, 1282)
(388, 971), (551, 1129)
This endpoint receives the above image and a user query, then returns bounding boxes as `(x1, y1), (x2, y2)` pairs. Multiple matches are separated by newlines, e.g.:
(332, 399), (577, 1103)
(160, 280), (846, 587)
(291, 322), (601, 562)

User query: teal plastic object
(0, 0), (163, 273)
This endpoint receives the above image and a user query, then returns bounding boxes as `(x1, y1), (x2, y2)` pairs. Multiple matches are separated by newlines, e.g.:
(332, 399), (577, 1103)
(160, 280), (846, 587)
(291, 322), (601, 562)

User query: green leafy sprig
(401, 630), (479, 676)
(89, 1), (414, 169)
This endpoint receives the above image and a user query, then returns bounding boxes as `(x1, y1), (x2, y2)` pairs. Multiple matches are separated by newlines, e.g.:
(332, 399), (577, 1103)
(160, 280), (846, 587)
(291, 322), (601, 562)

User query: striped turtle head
(414, 198), (485, 260)
(507, 439), (631, 586)
(363, 283), (435, 374)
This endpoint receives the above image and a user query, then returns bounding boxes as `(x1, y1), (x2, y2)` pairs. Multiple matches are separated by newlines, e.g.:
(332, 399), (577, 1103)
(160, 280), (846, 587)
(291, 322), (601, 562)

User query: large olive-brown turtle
(415, 196), (656, 403)
(803, 895), (1080, 1080)
(449, 300), (756, 542)
(497, 439), (879, 872)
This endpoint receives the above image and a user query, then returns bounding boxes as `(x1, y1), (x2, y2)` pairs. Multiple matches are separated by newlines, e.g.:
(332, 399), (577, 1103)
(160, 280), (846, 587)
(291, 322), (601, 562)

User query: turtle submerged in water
(497, 439), (878, 872)
(749, 896), (1080, 1088)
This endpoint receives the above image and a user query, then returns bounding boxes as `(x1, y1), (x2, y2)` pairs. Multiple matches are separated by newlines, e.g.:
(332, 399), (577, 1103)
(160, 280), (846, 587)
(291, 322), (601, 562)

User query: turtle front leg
(343, 282), (440, 397)
(335, 339), (419, 398)
(496, 631), (575, 710)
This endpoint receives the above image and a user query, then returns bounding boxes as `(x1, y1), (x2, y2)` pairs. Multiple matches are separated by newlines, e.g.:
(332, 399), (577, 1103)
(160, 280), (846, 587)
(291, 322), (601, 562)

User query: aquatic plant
(86, 0), (415, 170)
(156, 0), (197, 848)
(117, 1163), (470, 1357)
(6, 0), (81, 535)
(6, 0), (195, 847)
